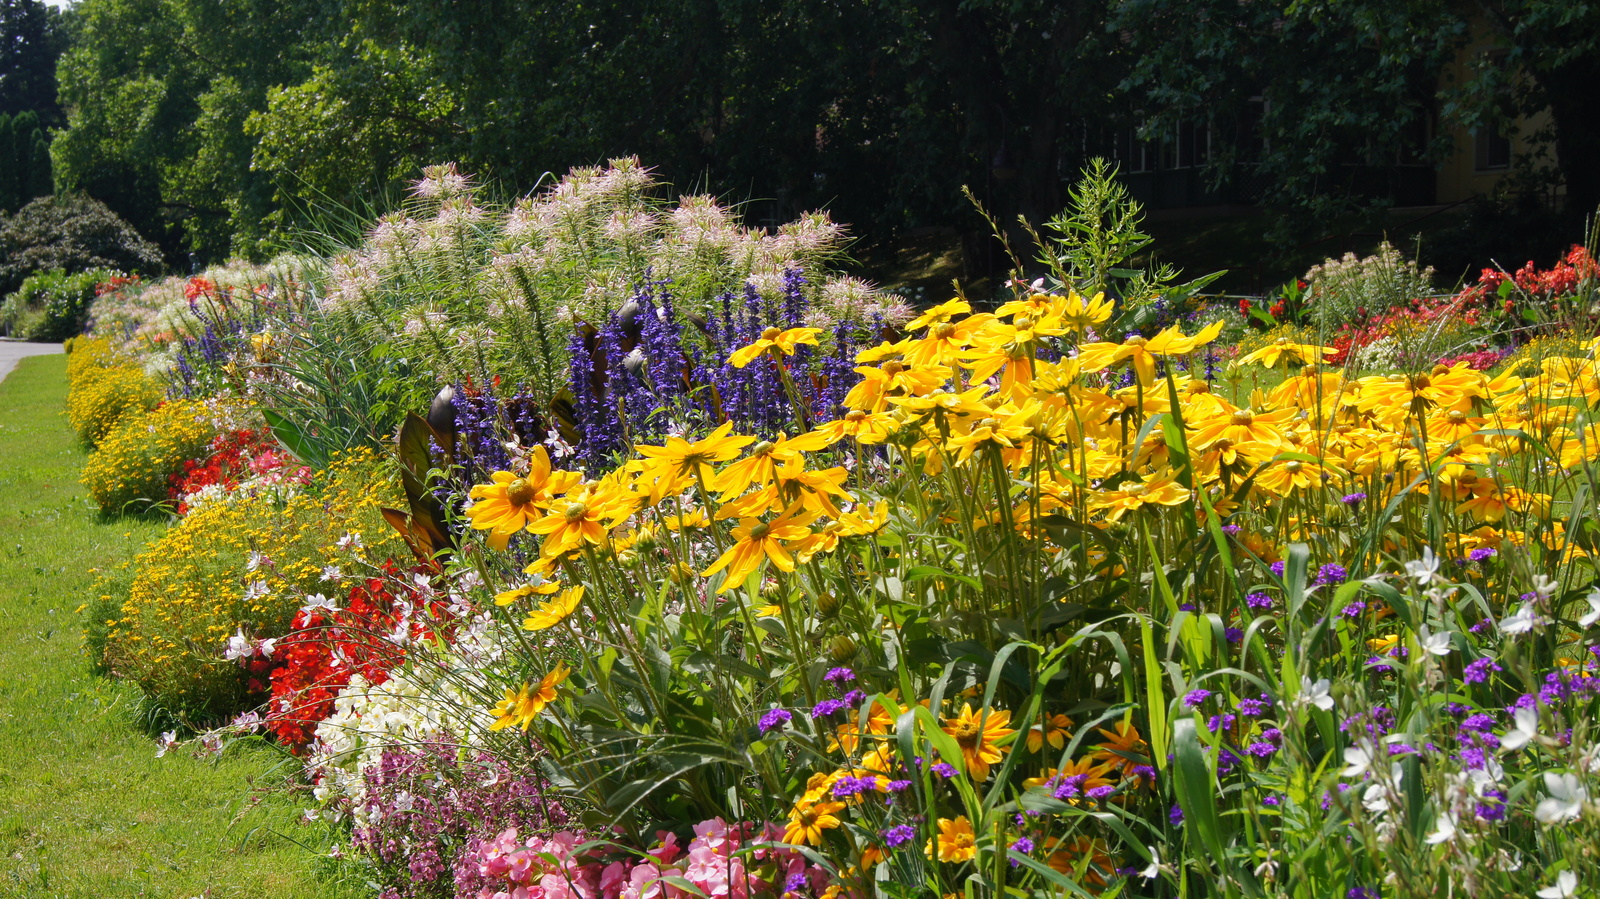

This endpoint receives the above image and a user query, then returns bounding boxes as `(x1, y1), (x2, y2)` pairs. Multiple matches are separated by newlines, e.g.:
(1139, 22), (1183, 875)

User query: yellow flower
(701, 503), (820, 593)
(941, 703), (1017, 781)
(1235, 337), (1335, 369)
(466, 449), (582, 548)
(1090, 720), (1147, 778)
(811, 409), (898, 445)
(1088, 473), (1192, 523)
(713, 430), (832, 498)
(927, 816), (977, 863)
(522, 585), (584, 631)
(835, 501), (890, 537)
(729, 326), (822, 368)
(1076, 320), (1223, 386)
(842, 360), (949, 413)
(906, 298), (971, 330)
(1057, 290), (1114, 331)
(494, 579), (560, 606)
(783, 797), (845, 846)
(488, 663), (571, 731)
(1027, 712), (1073, 752)
(527, 481), (638, 558)
(635, 421), (755, 484)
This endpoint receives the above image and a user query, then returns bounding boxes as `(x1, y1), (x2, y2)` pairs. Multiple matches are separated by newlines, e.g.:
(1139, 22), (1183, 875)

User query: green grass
(0, 354), (364, 899)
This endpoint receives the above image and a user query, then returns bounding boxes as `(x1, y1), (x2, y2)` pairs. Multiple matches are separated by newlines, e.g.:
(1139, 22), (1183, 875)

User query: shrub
(0, 193), (162, 293)
(80, 398), (241, 514)
(1302, 240), (1436, 329)
(0, 267), (117, 340)
(100, 449), (402, 720)
(64, 338), (161, 447)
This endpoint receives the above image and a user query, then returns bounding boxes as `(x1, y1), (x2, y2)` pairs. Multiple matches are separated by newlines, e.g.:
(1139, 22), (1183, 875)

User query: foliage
(0, 0), (65, 123)
(63, 336), (160, 446)
(0, 110), (52, 214)
(0, 193), (163, 293)
(101, 449), (402, 720)
(0, 267), (117, 340)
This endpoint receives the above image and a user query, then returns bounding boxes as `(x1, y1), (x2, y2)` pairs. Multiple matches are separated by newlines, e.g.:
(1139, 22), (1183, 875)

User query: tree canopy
(39, 0), (1600, 267)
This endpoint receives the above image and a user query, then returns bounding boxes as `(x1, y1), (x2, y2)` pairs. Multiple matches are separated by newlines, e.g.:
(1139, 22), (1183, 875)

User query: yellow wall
(1435, 24), (1558, 205)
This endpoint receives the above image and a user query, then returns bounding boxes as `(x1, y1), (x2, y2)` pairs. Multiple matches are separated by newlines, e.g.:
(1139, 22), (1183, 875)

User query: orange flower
(941, 703), (1017, 781)
(927, 816), (978, 863)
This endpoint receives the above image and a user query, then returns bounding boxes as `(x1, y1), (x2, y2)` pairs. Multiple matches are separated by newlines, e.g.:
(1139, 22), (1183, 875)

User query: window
(1474, 126), (1511, 171)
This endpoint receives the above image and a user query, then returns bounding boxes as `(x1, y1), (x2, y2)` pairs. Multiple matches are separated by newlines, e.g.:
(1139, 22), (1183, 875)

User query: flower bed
(69, 159), (1600, 898)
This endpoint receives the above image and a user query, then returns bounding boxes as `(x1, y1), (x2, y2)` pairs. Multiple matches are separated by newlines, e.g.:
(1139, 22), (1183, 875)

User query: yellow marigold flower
(903, 313), (994, 368)
(523, 585), (584, 631)
(926, 816), (977, 863)
(782, 797), (845, 846)
(662, 508), (709, 530)
(635, 421), (754, 484)
(729, 326), (823, 368)
(488, 663), (571, 732)
(941, 702), (1016, 781)
(843, 360), (951, 413)
(835, 501), (890, 537)
(701, 502), (819, 593)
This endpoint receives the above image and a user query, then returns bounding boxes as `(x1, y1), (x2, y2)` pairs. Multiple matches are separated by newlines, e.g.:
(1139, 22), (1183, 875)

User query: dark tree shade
(0, 110), (53, 213)
(0, 0), (66, 124)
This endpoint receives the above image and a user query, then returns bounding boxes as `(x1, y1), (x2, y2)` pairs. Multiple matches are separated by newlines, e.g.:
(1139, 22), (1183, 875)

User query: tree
(0, 0), (65, 124)
(0, 110), (52, 212)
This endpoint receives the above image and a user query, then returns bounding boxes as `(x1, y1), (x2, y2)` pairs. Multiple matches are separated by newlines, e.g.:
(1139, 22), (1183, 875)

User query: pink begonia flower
(647, 832), (681, 864)
(599, 860), (630, 899)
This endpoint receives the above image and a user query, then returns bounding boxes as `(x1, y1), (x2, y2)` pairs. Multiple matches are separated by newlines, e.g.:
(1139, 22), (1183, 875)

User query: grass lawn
(0, 354), (362, 899)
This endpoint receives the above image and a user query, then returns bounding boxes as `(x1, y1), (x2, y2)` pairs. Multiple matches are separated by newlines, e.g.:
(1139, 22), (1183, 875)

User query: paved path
(0, 340), (62, 384)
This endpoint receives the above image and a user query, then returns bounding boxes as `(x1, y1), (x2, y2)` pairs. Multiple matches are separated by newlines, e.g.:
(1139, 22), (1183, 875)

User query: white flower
(223, 629), (252, 661)
(336, 532), (364, 551)
(1537, 871), (1578, 899)
(155, 730), (179, 758)
(1361, 782), (1390, 814)
(1419, 626), (1452, 656)
(1535, 772), (1586, 824)
(321, 564), (344, 583)
(1580, 588), (1600, 628)
(1404, 547), (1440, 586)
(246, 551), (271, 572)
(1500, 706), (1540, 753)
(302, 593), (341, 614)
(1501, 603), (1538, 635)
(1138, 845), (1161, 880)
(258, 637), (278, 658)
(1342, 744), (1376, 778)
(242, 580), (270, 602)
(1301, 677), (1335, 711)
(1424, 810), (1457, 845)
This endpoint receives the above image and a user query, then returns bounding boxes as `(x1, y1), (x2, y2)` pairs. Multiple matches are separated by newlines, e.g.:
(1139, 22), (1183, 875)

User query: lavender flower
(759, 708), (792, 732)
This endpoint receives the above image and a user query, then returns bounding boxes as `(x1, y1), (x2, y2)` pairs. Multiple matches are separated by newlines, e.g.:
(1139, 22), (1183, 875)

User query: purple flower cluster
(882, 824), (917, 848)
(759, 707), (792, 732)
(1315, 563), (1347, 585)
